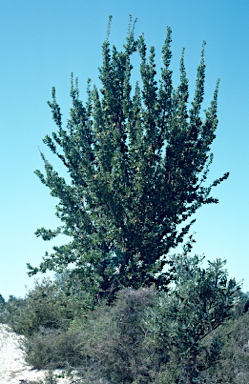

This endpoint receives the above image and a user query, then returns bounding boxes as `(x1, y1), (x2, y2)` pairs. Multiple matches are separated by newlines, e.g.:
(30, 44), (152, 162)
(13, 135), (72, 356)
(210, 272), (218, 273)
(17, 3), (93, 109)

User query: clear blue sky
(0, 0), (248, 300)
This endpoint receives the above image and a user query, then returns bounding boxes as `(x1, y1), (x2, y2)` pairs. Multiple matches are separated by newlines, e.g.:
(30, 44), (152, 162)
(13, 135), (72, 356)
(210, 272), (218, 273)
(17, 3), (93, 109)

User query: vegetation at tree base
(27, 17), (228, 299)
(0, 254), (247, 384)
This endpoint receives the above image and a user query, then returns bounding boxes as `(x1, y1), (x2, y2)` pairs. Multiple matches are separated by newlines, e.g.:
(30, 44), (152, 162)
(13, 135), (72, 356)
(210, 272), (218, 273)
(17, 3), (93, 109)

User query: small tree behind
(28, 17), (228, 297)
(0, 294), (5, 305)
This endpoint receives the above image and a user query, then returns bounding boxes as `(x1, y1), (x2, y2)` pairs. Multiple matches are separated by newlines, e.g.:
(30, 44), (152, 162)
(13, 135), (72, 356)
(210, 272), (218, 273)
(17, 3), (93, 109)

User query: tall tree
(28, 17), (228, 297)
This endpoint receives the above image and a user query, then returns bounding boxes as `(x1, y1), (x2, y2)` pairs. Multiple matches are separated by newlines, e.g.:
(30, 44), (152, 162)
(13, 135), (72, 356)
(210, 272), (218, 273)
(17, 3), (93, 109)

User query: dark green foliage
(153, 254), (240, 384)
(5, 278), (92, 337)
(27, 18), (228, 298)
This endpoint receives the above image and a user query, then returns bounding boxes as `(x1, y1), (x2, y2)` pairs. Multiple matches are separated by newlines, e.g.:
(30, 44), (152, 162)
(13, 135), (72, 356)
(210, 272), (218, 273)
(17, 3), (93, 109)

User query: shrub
(72, 287), (164, 384)
(7, 277), (92, 337)
(23, 326), (85, 370)
(150, 254), (240, 384)
(0, 295), (26, 326)
(199, 312), (249, 384)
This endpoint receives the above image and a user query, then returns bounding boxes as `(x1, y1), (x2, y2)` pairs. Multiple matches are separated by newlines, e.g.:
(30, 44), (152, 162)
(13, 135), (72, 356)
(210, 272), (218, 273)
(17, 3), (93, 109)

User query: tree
(0, 293), (5, 305)
(154, 254), (240, 384)
(27, 17), (228, 298)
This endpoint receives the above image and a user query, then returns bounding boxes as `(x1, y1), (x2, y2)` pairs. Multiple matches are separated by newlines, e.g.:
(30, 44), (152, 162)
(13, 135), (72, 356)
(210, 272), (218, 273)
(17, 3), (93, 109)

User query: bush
(7, 277), (92, 337)
(23, 287), (167, 382)
(0, 295), (26, 325)
(72, 287), (165, 384)
(23, 325), (86, 370)
(199, 312), (249, 384)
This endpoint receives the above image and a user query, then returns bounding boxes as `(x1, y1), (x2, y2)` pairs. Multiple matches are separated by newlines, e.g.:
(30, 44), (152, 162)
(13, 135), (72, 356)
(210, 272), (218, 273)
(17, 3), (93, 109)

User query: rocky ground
(0, 323), (77, 384)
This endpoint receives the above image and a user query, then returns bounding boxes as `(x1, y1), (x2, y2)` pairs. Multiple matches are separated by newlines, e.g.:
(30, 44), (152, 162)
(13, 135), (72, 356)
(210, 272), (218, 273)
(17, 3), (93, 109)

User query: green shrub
(7, 277), (92, 337)
(23, 326), (85, 369)
(199, 312), (249, 384)
(0, 295), (26, 326)
(72, 287), (164, 384)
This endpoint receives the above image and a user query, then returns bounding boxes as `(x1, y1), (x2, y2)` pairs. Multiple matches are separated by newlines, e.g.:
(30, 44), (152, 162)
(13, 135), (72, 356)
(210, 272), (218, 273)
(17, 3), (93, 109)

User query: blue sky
(0, 0), (248, 300)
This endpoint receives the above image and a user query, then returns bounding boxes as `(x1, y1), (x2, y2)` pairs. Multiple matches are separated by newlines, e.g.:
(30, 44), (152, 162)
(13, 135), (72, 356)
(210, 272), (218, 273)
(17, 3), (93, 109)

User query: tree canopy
(27, 18), (228, 298)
